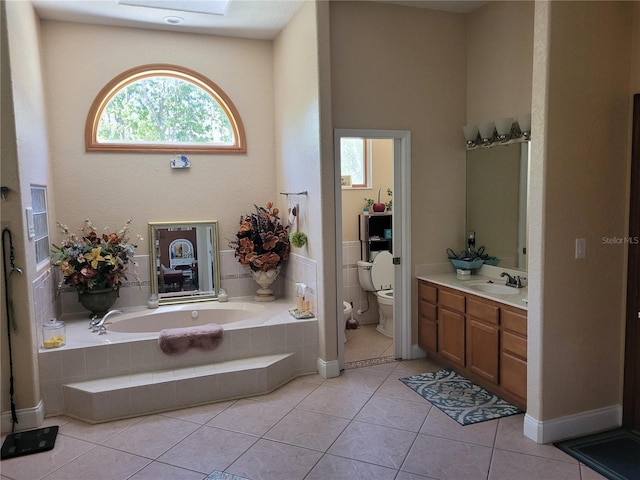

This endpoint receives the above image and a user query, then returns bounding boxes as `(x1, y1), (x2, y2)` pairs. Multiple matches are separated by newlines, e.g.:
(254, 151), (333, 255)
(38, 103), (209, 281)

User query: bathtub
(38, 298), (319, 423)
(107, 301), (269, 333)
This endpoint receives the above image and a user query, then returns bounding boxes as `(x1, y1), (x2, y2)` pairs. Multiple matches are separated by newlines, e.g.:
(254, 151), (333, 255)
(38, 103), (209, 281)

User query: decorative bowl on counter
(450, 258), (484, 270)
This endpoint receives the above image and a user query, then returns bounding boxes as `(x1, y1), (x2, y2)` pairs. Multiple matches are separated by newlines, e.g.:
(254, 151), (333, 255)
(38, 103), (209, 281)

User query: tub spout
(92, 309), (122, 334)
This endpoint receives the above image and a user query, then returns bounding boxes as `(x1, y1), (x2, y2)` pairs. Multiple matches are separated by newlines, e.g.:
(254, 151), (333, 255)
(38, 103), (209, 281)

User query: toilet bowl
(343, 301), (353, 343)
(375, 290), (393, 336)
(342, 300), (352, 326)
(356, 251), (394, 338)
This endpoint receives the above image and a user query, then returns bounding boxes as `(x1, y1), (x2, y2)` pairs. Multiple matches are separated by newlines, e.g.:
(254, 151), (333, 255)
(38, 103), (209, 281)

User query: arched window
(85, 64), (246, 153)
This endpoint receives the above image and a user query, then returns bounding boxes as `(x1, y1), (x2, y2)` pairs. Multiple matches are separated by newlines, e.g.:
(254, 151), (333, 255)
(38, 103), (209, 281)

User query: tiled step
(63, 353), (296, 423)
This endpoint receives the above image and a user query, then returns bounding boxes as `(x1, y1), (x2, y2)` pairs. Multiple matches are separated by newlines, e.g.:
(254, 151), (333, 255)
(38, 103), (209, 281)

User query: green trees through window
(86, 64), (246, 153)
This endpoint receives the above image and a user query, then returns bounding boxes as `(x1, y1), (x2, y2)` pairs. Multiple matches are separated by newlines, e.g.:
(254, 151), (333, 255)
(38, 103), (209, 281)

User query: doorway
(334, 129), (411, 370)
(623, 93), (640, 430)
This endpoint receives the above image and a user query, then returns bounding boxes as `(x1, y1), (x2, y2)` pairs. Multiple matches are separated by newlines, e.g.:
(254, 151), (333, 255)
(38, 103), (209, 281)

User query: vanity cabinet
(418, 279), (527, 409)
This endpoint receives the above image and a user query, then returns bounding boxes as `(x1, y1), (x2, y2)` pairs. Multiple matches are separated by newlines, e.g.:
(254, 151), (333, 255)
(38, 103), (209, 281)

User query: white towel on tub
(158, 323), (224, 356)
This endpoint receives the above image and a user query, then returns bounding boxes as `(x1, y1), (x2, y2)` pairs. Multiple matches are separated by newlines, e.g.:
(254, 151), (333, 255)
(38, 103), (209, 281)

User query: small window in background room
(85, 64), (246, 153)
(31, 185), (50, 267)
(340, 137), (370, 188)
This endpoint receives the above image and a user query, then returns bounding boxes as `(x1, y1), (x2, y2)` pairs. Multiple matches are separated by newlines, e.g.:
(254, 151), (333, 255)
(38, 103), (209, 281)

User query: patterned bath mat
(399, 368), (522, 425)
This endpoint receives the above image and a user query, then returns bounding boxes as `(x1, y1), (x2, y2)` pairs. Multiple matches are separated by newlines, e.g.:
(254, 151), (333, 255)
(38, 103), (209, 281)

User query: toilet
(356, 250), (394, 337)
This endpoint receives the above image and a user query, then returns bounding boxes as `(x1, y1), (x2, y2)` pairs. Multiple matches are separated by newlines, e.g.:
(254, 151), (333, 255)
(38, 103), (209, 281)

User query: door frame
(334, 129), (412, 369)
(623, 93), (640, 429)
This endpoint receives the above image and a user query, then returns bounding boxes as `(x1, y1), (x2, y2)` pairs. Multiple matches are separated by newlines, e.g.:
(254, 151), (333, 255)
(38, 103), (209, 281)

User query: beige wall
(330, 1), (467, 344)
(466, 1), (534, 123)
(2, 0), (54, 426)
(273, 1), (331, 360)
(41, 22), (276, 248)
(341, 139), (393, 242)
(529, 1), (634, 424)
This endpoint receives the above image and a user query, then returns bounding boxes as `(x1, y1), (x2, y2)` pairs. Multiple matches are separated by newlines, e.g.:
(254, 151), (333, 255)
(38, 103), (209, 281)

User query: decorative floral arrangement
(51, 218), (141, 293)
(231, 203), (291, 272)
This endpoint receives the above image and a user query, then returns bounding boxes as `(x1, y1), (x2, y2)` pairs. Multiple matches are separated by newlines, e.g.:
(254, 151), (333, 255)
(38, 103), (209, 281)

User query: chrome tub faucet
(91, 309), (122, 334)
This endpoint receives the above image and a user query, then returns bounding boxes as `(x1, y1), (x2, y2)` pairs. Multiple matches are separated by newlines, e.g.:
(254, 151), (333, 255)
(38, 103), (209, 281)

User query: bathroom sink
(468, 283), (521, 295)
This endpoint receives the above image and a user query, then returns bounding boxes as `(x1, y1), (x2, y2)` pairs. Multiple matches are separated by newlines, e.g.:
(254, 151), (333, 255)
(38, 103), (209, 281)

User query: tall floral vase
(250, 267), (281, 302)
(78, 287), (119, 317)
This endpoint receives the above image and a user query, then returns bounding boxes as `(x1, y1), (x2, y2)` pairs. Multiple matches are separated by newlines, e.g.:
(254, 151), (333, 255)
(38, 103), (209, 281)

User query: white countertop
(416, 272), (528, 310)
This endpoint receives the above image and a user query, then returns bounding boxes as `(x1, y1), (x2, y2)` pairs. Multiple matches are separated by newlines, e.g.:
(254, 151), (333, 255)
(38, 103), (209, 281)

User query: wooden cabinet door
(467, 317), (499, 384)
(438, 308), (465, 367)
(418, 299), (438, 353)
(418, 281), (438, 353)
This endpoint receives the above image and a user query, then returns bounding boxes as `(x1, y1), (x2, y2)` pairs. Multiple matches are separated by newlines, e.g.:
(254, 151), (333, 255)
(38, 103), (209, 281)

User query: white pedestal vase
(250, 267), (281, 302)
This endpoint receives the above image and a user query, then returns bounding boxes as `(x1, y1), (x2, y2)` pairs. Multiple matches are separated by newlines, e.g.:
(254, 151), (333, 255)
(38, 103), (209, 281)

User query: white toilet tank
(357, 251), (394, 292)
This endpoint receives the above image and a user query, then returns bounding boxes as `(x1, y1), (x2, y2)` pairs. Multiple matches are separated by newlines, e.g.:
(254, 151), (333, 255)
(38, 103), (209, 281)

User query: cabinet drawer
(467, 297), (499, 325)
(502, 308), (527, 336)
(419, 299), (437, 321)
(439, 289), (465, 313)
(503, 330), (527, 360)
(419, 281), (437, 304)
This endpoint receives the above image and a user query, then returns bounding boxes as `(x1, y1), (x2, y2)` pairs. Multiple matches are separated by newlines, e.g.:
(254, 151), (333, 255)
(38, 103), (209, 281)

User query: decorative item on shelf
(363, 198), (374, 212)
(385, 188), (393, 211)
(446, 245), (498, 271)
(230, 202), (291, 302)
(372, 188), (386, 212)
(463, 113), (531, 149)
(51, 218), (141, 316)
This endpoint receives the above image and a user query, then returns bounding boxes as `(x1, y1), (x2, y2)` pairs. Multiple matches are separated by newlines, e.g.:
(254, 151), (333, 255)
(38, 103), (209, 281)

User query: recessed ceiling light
(164, 16), (184, 25)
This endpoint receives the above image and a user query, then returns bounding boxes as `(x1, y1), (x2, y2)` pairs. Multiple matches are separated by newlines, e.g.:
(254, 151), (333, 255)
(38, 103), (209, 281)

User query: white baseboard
(317, 357), (340, 379)
(523, 404), (622, 444)
(409, 343), (426, 360)
(1, 400), (45, 434)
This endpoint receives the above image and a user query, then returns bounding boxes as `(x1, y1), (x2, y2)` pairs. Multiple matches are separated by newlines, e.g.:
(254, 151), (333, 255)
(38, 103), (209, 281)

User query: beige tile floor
(344, 324), (394, 364)
(0, 358), (607, 480)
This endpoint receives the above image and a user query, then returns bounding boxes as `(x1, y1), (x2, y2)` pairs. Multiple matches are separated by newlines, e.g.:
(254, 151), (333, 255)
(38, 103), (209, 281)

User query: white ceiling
(31, 0), (487, 40)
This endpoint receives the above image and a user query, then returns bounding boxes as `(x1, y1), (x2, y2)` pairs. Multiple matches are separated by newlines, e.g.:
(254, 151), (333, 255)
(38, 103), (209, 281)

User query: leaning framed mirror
(148, 220), (221, 304)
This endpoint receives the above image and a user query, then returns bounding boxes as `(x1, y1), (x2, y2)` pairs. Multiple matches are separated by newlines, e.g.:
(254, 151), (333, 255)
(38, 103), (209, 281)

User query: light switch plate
(575, 238), (586, 259)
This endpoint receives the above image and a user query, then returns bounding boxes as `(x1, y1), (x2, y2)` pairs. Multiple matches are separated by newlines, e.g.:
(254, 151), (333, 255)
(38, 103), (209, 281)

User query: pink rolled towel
(158, 323), (224, 356)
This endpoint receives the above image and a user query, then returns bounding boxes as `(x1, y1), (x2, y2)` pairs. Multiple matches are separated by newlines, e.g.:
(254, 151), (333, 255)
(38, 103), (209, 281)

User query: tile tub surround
(39, 298), (318, 422)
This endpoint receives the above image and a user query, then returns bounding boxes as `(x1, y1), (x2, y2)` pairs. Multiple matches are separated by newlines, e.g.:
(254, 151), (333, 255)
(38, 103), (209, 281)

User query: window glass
(340, 137), (369, 187)
(86, 65), (246, 153)
(31, 186), (50, 267)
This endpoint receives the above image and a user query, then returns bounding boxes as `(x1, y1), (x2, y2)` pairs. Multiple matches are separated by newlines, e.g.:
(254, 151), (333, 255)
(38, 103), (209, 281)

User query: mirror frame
(148, 220), (221, 305)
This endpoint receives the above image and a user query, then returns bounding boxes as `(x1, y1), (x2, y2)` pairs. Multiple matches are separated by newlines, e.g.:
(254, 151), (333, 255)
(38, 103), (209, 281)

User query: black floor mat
(554, 428), (640, 480)
(1, 426), (59, 460)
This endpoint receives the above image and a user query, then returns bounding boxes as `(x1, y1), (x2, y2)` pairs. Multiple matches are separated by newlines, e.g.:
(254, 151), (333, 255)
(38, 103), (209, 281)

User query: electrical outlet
(575, 238), (586, 259)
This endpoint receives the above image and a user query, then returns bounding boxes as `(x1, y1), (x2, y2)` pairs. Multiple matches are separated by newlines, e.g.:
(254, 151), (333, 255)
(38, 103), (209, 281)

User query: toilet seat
(370, 251), (394, 291)
(376, 289), (394, 305)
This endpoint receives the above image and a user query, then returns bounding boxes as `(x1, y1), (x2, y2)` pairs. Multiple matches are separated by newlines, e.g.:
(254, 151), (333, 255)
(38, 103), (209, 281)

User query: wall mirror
(466, 142), (529, 271)
(149, 220), (221, 304)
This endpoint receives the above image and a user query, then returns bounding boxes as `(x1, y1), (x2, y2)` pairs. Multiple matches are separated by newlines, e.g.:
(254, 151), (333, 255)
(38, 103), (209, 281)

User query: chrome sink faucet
(92, 309), (122, 334)
(500, 272), (525, 288)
